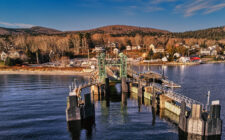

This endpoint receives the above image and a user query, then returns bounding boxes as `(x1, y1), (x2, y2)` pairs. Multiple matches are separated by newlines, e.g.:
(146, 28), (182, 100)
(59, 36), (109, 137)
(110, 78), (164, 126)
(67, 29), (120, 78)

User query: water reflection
(152, 107), (156, 126)
(121, 92), (127, 107)
(178, 129), (221, 140)
(67, 118), (95, 140)
(0, 64), (223, 140)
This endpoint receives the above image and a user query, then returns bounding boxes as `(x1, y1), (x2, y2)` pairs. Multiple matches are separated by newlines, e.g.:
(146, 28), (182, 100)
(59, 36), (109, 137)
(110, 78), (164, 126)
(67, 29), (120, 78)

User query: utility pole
(162, 65), (165, 79)
(171, 81), (174, 92)
(88, 49), (90, 63)
(206, 91), (210, 111)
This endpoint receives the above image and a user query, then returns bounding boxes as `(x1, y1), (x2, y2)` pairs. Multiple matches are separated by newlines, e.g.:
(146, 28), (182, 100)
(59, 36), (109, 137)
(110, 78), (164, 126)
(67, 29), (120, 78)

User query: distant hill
(0, 26), (62, 35)
(0, 25), (225, 40)
(172, 26), (225, 40)
(68, 25), (170, 34)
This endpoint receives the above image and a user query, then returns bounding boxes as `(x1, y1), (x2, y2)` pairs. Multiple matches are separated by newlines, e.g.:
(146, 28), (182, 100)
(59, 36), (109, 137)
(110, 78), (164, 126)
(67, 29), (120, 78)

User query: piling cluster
(66, 80), (95, 124)
(179, 101), (222, 137)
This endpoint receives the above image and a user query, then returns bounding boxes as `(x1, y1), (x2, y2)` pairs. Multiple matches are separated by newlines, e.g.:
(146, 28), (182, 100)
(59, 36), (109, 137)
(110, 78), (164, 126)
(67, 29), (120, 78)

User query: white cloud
(150, 0), (176, 4)
(205, 3), (225, 14)
(175, 0), (225, 17)
(0, 21), (34, 28)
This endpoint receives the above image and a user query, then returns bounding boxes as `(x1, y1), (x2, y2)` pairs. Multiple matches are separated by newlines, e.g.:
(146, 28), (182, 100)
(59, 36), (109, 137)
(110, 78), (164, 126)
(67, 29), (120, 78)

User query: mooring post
(82, 93), (95, 120)
(138, 80), (143, 98)
(187, 104), (205, 135)
(205, 100), (222, 136)
(152, 106), (156, 126)
(66, 95), (80, 122)
(152, 86), (157, 108)
(179, 101), (187, 132)
(122, 77), (128, 93)
(122, 92), (127, 106)
(105, 78), (110, 107)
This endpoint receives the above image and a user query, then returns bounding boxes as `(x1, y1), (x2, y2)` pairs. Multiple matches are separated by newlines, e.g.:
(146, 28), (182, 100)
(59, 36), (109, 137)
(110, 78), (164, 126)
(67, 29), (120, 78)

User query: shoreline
(0, 61), (224, 76)
(137, 60), (225, 66)
(0, 70), (91, 76)
(0, 66), (92, 77)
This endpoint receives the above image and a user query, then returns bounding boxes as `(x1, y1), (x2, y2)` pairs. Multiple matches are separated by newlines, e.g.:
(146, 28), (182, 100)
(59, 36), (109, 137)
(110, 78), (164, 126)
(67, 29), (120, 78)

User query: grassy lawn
(0, 61), (5, 67)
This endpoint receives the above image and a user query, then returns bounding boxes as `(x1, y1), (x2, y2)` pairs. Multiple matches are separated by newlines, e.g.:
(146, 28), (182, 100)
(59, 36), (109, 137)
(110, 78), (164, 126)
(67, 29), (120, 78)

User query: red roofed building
(190, 57), (201, 61)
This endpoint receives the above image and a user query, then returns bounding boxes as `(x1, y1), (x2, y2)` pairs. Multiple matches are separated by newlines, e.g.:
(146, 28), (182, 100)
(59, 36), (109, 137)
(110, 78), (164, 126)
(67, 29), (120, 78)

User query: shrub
(4, 57), (14, 66)
(4, 57), (23, 66)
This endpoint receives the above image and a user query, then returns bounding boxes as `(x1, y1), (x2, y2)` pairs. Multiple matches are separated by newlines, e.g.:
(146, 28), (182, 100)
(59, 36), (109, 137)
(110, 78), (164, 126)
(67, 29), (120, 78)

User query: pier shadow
(178, 129), (221, 140)
(67, 117), (95, 140)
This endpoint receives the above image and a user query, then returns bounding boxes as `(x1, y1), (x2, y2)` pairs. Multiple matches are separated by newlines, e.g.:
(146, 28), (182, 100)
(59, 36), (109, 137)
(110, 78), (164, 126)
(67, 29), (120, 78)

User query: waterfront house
(174, 53), (181, 58)
(0, 51), (8, 61)
(149, 44), (165, 53)
(162, 57), (168, 62)
(190, 57), (201, 62)
(211, 50), (217, 56)
(200, 48), (211, 56)
(179, 57), (190, 63)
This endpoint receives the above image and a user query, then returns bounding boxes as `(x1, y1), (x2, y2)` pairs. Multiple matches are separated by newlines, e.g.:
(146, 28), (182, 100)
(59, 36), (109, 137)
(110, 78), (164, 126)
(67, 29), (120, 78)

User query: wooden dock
(66, 53), (222, 137)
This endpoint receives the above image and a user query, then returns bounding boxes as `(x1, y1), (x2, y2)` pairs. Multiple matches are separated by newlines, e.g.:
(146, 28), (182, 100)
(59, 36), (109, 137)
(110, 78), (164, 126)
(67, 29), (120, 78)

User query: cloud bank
(175, 0), (225, 16)
(0, 21), (34, 28)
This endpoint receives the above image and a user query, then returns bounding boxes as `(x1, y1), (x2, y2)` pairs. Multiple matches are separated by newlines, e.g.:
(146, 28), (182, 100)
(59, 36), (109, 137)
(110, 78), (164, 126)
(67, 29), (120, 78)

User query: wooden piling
(122, 77), (128, 93)
(66, 95), (81, 122)
(179, 101), (187, 132)
(122, 92), (127, 106)
(187, 104), (205, 135)
(205, 102), (222, 136)
(105, 78), (110, 107)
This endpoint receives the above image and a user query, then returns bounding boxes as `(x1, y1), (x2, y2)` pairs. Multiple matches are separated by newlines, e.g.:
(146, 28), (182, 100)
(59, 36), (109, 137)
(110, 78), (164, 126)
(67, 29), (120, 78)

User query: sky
(0, 0), (225, 32)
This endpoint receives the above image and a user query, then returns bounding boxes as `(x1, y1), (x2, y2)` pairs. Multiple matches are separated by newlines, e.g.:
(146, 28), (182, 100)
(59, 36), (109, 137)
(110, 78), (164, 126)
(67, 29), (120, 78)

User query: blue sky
(0, 0), (225, 32)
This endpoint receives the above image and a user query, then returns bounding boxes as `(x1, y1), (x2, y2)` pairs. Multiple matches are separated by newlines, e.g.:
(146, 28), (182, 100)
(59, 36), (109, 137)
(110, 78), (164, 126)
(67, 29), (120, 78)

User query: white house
(107, 42), (117, 48)
(211, 50), (217, 56)
(8, 51), (20, 59)
(93, 46), (105, 53)
(126, 45), (131, 51)
(91, 65), (95, 70)
(137, 45), (142, 50)
(208, 45), (217, 50)
(162, 57), (168, 62)
(149, 44), (155, 50)
(149, 44), (165, 53)
(183, 44), (190, 49)
(192, 44), (200, 49)
(174, 53), (181, 58)
(179, 57), (190, 63)
(113, 48), (119, 55)
(200, 48), (211, 56)
(154, 46), (165, 53)
(0, 51), (8, 61)
(132, 46), (137, 50)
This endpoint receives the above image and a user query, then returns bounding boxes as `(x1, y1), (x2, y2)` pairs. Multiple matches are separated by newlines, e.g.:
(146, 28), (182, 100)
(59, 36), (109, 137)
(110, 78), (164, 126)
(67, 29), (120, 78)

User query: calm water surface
(0, 63), (224, 140)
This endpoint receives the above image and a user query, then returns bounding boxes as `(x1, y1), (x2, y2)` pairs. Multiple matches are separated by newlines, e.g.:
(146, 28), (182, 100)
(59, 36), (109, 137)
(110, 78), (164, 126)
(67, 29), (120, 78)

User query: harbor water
(0, 63), (224, 140)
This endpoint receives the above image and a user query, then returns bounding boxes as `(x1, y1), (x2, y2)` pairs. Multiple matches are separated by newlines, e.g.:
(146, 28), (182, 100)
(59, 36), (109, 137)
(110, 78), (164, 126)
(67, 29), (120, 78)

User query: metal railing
(151, 83), (203, 108)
